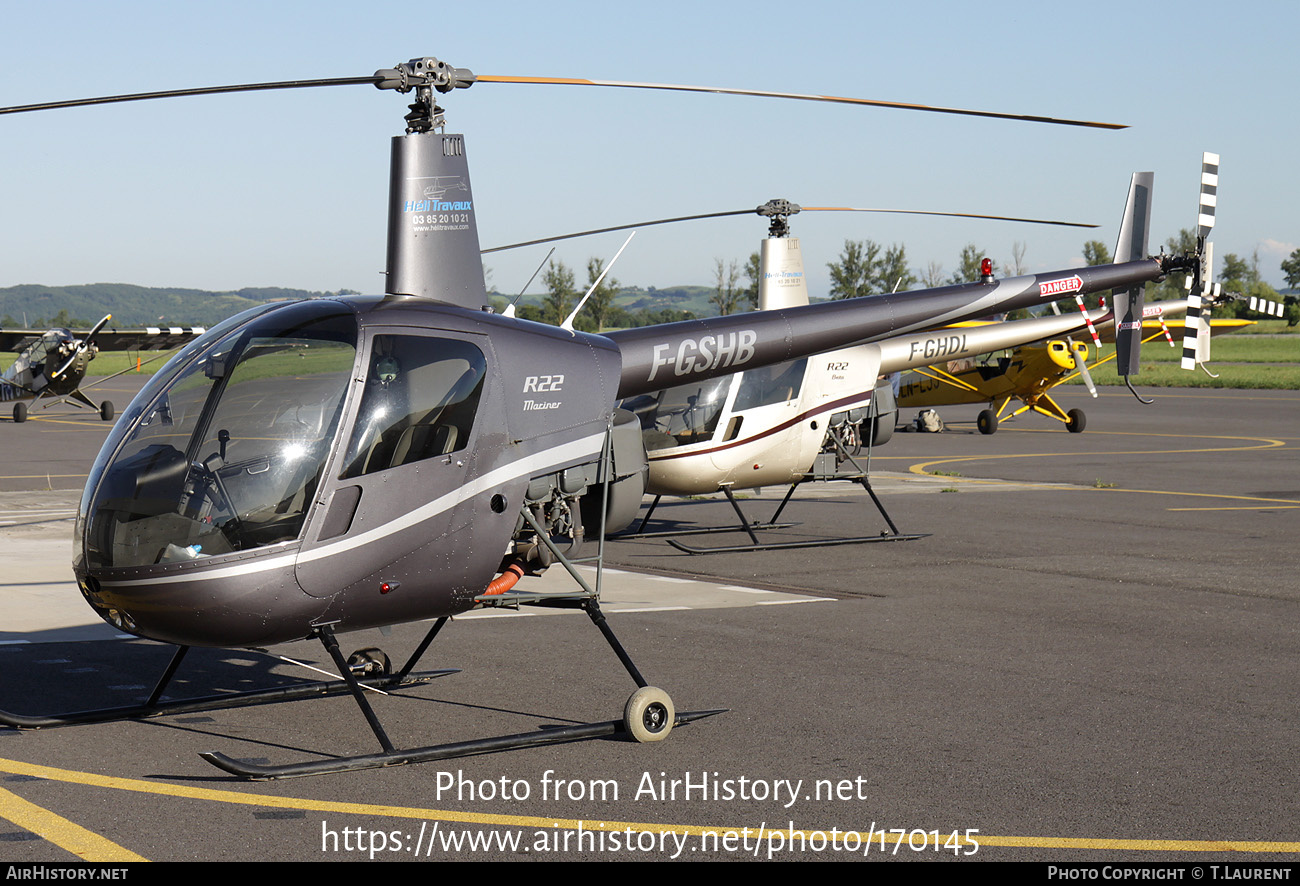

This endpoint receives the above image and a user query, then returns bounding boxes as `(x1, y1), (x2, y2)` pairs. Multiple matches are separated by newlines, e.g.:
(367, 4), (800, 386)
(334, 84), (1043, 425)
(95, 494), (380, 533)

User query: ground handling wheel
(623, 686), (675, 743)
(346, 647), (392, 677)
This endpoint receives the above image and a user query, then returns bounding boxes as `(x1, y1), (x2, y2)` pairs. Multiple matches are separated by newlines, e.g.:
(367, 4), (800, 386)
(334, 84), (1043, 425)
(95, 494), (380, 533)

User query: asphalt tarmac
(0, 380), (1296, 863)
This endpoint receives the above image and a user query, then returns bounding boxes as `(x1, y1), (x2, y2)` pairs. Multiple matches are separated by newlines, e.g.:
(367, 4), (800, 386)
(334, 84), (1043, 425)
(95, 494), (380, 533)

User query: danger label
(1038, 275), (1083, 298)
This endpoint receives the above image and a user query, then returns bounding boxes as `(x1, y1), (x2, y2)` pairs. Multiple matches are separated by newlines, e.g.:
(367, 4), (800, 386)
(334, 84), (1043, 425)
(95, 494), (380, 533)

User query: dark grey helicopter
(0, 57), (1199, 778)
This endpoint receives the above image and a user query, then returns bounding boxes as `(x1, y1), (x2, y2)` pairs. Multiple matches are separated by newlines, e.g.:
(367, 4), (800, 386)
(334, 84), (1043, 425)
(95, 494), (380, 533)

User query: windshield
(621, 375), (733, 450)
(82, 300), (357, 569)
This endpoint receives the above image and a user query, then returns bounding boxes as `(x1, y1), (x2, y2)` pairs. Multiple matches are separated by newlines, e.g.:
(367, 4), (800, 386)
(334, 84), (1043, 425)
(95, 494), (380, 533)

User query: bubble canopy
(79, 300), (359, 571)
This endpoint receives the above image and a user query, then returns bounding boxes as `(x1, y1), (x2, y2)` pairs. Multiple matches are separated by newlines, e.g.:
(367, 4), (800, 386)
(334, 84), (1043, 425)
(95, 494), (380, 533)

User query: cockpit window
(82, 300), (356, 569)
(339, 335), (487, 478)
(621, 375), (732, 450)
(732, 358), (806, 411)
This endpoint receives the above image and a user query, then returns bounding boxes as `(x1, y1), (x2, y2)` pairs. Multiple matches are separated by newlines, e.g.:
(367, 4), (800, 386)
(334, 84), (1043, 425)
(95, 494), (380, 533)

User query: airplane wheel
(1066, 409), (1086, 433)
(346, 647), (391, 677)
(623, 686), (674, 743)
(976, 409), (998, 435)
(13, 402), (27, 423)
(99, 400), (114, 422)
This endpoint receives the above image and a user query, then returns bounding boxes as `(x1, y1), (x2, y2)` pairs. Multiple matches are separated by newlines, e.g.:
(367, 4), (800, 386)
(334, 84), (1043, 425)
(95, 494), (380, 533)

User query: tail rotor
(1179, 154), (1220, 372)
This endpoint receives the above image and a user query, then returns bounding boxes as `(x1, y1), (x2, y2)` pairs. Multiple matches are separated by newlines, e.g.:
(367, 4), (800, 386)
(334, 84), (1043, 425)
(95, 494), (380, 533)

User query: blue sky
(2, 0), (1295, 299)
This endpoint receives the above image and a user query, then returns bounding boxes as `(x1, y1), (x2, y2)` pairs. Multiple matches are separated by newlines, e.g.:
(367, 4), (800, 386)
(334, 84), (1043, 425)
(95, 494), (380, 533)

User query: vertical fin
(1113, 171), (1154, 377)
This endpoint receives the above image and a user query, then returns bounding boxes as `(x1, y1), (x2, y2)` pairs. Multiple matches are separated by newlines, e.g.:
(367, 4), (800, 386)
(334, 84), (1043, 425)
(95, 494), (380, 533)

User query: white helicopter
(614, 167), (1200, 552)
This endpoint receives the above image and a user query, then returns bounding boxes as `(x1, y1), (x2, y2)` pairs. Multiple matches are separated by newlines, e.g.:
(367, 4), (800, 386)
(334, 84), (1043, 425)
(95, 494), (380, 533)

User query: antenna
(562, 232), (636, 332)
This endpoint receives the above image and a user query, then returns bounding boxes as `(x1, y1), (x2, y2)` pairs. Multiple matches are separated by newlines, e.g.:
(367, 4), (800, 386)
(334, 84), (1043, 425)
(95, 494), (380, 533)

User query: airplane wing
(0, 326), (205, 352)
(1094, 315), (1252, 345)
(0, 331), (44, 353)
(88, 327), (207, 350)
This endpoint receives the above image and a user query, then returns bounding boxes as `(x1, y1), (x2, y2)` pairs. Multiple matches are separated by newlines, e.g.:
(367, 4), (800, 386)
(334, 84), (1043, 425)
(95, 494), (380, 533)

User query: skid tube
(667, 433), (928, 554)
(612, 492), (798, 540)
(201, 601), (724, 780)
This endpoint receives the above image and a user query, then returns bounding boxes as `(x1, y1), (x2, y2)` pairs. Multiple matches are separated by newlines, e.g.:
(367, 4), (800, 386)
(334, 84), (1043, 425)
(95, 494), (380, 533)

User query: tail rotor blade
(1181, 241), (1213, 370)
(1198, 153), (1220, 242)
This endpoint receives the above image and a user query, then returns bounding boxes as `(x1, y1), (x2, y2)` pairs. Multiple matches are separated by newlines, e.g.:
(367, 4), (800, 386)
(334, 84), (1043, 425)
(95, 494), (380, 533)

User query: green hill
(0, 283), (359, 329)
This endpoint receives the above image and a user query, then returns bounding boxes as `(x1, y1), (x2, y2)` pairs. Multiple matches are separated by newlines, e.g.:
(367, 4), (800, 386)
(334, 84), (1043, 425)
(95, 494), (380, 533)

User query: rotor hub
(756, 199), (802, 238)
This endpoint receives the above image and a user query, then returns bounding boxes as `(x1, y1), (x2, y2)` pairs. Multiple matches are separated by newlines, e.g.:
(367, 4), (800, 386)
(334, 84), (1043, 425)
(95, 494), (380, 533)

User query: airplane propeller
(50, 313), (110, 380)
(1047, 301), (1099, 398)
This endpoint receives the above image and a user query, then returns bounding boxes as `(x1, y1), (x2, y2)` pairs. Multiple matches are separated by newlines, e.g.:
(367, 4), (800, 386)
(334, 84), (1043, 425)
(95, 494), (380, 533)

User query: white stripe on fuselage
(97, 432), (607, 588)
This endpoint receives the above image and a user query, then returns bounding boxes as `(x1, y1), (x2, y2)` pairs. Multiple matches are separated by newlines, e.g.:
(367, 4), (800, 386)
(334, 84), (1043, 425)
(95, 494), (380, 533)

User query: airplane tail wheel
(13, 402), (27, 423)
(1066, 409), (1086, 433)
(624, 686), (675, 743)
(976, 409), (998, 435)
(346, 647), (391, 677)
(99, 400), (114, 422)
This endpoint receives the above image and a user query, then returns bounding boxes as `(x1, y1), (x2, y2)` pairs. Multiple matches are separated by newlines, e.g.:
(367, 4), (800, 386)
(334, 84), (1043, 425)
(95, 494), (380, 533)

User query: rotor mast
(375, 58), (490, 310)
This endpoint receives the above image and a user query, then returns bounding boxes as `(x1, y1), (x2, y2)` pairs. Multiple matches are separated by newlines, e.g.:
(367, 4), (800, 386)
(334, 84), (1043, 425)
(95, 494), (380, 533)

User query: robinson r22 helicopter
(493, 197), (1113, 552)
(606, 167), (1191, 552)
(0, 57), (1201, 779)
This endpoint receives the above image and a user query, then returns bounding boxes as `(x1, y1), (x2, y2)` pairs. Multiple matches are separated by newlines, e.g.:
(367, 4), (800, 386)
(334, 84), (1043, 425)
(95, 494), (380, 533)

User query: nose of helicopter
(73, 554), (330, 648)
(72, 299), (363, 647)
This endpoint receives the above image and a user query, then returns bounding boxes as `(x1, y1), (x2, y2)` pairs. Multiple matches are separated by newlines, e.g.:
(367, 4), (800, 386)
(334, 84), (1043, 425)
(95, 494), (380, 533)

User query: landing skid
(611, 492), (798, 540)
(199, 600), (722, 779)
(662, 432), (928, 555)
(203, 708), (724, 780)
(201, 503), (722, 780)
(664, 480), (927, 554)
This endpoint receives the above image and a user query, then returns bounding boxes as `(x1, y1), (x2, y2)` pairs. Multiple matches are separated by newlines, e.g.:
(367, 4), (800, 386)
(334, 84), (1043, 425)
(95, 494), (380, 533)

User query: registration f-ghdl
(0, 56), (1203, 778)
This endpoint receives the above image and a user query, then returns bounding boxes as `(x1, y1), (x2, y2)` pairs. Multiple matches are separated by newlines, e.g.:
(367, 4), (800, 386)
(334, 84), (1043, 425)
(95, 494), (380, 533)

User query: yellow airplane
(897, 300), (1251, 434)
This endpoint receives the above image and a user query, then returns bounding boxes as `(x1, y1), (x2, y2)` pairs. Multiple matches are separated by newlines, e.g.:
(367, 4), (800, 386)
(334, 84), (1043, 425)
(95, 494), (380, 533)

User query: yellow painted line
(0, 757), (1293, 854)
(908, 470), (1300, 508)
(0, 474), (89, 481)
(0, 784), (146, 862)
(1094, 391), (1300, 402)
(975, 834), (1300, 852)
(907, 434), (1299, 509)
(1168, 505), (1300, 511)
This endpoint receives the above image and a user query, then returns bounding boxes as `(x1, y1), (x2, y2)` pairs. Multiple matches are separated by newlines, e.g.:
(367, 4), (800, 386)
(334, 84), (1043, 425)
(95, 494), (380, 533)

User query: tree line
(818, 234), (1297, 325)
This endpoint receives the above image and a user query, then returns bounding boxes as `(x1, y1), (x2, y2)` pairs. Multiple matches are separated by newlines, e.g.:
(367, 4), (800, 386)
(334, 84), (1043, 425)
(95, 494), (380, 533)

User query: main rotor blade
(481, 209), (755, 254)
(0, 77), (381, 116)
(802, 207), (1098, 228)
(2, 65), (1127, 131)
(478, 75), (1128, 130)
(483, 204), (1096, 254)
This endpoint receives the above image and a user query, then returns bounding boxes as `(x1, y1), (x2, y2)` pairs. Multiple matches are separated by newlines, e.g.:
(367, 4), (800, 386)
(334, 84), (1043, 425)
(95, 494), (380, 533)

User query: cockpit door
(294, 327), (507, 605)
